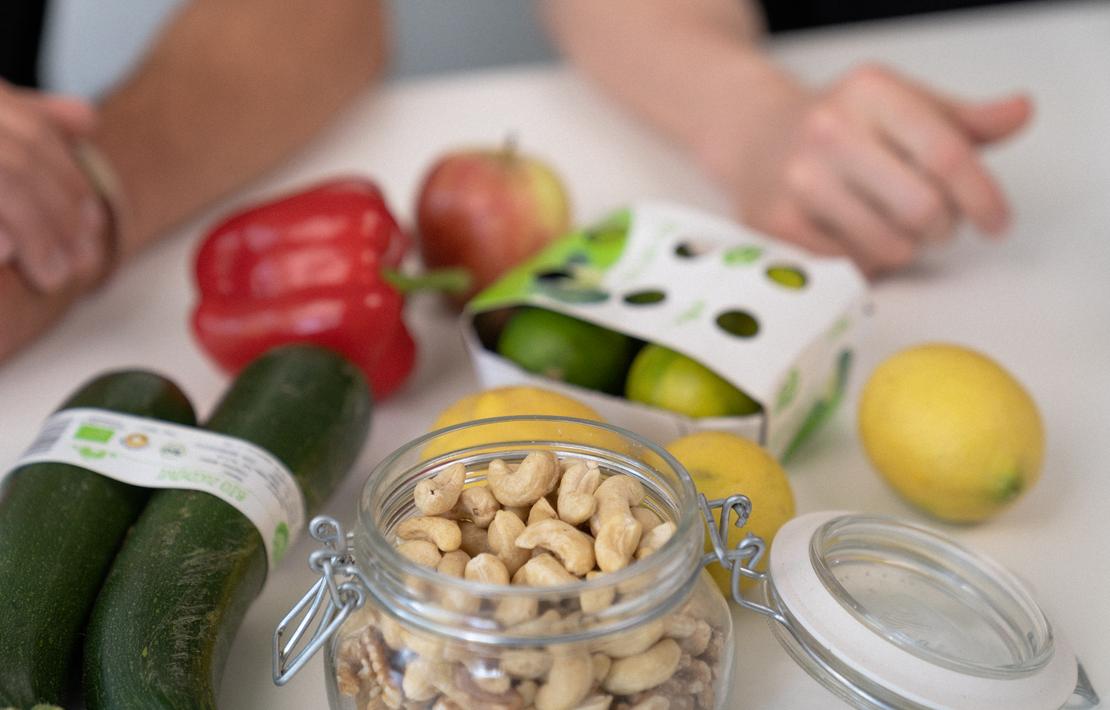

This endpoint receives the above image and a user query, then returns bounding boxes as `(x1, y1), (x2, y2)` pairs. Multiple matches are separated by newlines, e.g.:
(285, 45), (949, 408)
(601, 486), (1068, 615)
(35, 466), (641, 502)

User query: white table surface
(1, 2), (1107, 708)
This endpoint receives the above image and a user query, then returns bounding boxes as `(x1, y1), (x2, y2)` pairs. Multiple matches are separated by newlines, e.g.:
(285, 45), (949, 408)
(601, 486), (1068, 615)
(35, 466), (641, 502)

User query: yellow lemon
(858, 344), (1044, 523)
(666, 431), (795, 596)
(424, 386), (620, 458)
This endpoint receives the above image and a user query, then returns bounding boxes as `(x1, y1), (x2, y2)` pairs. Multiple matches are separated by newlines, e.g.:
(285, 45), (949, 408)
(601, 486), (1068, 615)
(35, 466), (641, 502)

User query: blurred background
(44, 0), (556, 97)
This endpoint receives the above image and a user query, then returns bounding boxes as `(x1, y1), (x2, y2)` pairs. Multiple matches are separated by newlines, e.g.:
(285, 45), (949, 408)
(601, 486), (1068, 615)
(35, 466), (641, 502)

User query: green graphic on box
(463, 202), (869, 460)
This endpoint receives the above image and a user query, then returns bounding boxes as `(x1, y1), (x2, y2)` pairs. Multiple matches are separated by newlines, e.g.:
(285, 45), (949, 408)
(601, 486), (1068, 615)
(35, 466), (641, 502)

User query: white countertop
(1, 1), (1107, 707)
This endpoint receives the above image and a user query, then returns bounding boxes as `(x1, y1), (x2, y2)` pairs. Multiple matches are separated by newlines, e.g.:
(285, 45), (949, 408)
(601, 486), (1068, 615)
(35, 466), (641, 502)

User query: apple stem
(383, 268), (472, 295)
(502, 132), (519, 161)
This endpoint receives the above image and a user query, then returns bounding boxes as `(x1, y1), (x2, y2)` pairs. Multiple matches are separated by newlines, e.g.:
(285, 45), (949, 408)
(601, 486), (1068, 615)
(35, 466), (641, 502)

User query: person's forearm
(93, 0), (388, 258)
(543, 0), (800, 178)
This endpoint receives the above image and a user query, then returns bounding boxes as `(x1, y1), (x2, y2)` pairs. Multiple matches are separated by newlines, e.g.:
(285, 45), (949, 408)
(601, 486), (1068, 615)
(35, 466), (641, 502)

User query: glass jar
(279, 416), (737, 710)
(275, 416), (1100, 710)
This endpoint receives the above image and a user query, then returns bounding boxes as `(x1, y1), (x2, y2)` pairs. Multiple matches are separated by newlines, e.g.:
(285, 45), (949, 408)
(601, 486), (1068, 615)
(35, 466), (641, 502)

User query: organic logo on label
(75, 424), (114, 443)
(272, 522), (290, 564)
(123, 433), (150, 449)
(161, 443), (186, 459)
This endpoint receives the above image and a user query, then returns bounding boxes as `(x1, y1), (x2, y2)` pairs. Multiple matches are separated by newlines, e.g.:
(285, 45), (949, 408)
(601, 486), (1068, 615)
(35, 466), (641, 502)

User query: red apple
(416, 142), (571, 305)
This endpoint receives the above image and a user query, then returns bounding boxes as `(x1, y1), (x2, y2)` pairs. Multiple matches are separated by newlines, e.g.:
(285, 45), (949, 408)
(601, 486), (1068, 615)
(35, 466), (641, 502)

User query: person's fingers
(14, 91), (97, 136)
(818, 117), (957, 243)
(0, 168), (70, 291)
(759, 201), (848, 258)
(868, 90), (1010, 235)
(787, 158), (917, 273)
(0, 103), (102, 280)
(879, 70), (1033, 146)
(0, 229), (14, 266)
(0, 265), (79, 363)
(948, 94), (1033, 144)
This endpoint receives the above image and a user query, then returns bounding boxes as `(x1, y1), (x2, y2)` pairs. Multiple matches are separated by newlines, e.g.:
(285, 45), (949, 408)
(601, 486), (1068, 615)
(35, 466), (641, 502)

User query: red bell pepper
(191, 178), (419, 399)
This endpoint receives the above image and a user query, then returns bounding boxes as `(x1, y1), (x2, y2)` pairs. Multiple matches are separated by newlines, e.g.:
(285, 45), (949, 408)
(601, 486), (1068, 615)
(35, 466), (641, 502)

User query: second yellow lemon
(666, 431), (795, 596)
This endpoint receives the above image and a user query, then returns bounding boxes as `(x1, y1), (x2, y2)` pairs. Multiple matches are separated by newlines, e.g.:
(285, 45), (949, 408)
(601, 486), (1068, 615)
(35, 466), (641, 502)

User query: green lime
(625, 344), (761, 417)
(497, 308), (635, 394)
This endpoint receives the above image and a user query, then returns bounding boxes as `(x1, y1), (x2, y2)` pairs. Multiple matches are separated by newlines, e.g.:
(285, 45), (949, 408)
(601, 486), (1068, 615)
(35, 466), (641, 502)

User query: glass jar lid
(763, 511), (1083, 710)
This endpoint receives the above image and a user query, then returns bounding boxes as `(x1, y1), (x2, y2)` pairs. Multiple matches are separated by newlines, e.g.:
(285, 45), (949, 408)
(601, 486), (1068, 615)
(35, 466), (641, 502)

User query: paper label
(5, 408), (304, 571)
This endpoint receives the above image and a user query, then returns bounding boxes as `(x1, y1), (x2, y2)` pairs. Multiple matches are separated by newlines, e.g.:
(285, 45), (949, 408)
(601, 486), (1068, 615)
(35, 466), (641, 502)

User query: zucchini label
(6, 407), (304, 572)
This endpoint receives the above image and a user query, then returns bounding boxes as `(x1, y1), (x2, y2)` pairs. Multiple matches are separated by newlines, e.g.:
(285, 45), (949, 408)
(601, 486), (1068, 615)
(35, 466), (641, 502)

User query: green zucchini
(0, 371), (197, 708)
(84, 344), (372, 709)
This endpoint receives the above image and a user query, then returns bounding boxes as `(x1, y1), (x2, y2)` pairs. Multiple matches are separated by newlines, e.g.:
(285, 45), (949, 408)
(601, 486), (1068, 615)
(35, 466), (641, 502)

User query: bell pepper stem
(383, 268), (472, 295)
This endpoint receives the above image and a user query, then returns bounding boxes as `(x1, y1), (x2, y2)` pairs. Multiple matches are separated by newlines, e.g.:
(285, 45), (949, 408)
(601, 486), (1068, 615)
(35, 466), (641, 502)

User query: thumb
(949, 94), (1033, 144)
(23, 94), (97, 136)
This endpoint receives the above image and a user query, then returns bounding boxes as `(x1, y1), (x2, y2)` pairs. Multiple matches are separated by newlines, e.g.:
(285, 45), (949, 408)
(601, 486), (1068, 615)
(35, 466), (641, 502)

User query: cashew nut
(377, 614), (405, 649)
(662, 613), (697, 639)
(500, 649), (552, 679)
(517, 680), (538, 706)
(465, 553), (511, 585)
(594, 618), (665, 658)
(401, 628), (448, 661)
(401, 658), (441, 702)
(590, 654), (612, 683)
(576, 694), (614, 710)
(469, 671), (512, 696)
(397, 540), (442, 568)
(487, 452), (559, 507)
(415, 462), (466, 516)
(397, 516), (462, 552)
(519, 553), (578, 587)
(631, 506), (662, 532)
(602, 639), (682, 695)
(535, 653), (593, 710)
(494, 594), (539, 627)
(635, 522), (676, 559)
(450, 664), (524, 710)
(579, 570), (616, 615)
(459, 520), (491, 557)
(528, 496), (558, 525)
(488, 510), (532, 575)
(447, 485), (501, 528)
(437, 549), (471, 578)
(595, 517), (642, 573)
(557, 460), (601, 525)
(514, 518), (596, 575)
(593, 476), (644, 572)
(677, 619), (713, 656)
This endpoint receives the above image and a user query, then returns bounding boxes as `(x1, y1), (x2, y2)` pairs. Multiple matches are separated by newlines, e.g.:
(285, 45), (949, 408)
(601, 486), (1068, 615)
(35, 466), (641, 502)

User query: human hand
(0, 81), (108, 292)
(705, 65), (1032, 276)
(0, 265), (79, 363)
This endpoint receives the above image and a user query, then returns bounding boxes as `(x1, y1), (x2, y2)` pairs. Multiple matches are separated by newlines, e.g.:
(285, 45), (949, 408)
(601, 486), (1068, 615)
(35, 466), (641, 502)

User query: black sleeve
(0, 0), (48, 88)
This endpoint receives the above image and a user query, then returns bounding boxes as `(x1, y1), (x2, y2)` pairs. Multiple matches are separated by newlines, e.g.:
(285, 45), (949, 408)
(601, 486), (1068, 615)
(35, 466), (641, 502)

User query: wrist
(685, 49), (809, 190)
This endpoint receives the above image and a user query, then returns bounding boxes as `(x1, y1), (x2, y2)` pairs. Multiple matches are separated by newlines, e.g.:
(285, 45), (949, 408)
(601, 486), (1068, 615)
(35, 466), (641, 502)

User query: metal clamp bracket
(273, 516), (368, 685)
(698, 493), (786, 625)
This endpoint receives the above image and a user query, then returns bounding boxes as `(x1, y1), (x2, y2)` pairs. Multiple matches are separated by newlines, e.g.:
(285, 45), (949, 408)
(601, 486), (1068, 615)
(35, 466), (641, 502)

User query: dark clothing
(759, 0), (1037, 33)
(0, 0), (48, 87)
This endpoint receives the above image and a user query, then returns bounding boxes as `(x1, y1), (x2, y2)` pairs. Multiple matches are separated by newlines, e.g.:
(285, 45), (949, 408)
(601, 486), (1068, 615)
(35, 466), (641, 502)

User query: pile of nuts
(335, 451), (728, 710)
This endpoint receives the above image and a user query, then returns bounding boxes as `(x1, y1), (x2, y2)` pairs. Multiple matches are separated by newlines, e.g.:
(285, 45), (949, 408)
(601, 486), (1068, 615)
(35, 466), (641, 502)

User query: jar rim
(353, 415), (705, 644)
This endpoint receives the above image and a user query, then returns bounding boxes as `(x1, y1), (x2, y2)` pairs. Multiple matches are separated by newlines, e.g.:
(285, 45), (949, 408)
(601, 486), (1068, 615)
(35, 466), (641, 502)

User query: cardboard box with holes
(462, 202), (868, 460)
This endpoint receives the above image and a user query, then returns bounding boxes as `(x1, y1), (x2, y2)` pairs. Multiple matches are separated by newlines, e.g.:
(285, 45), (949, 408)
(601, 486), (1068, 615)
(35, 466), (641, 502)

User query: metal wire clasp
(273, 515), (368, 686)
(698, 493), (786, 625)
